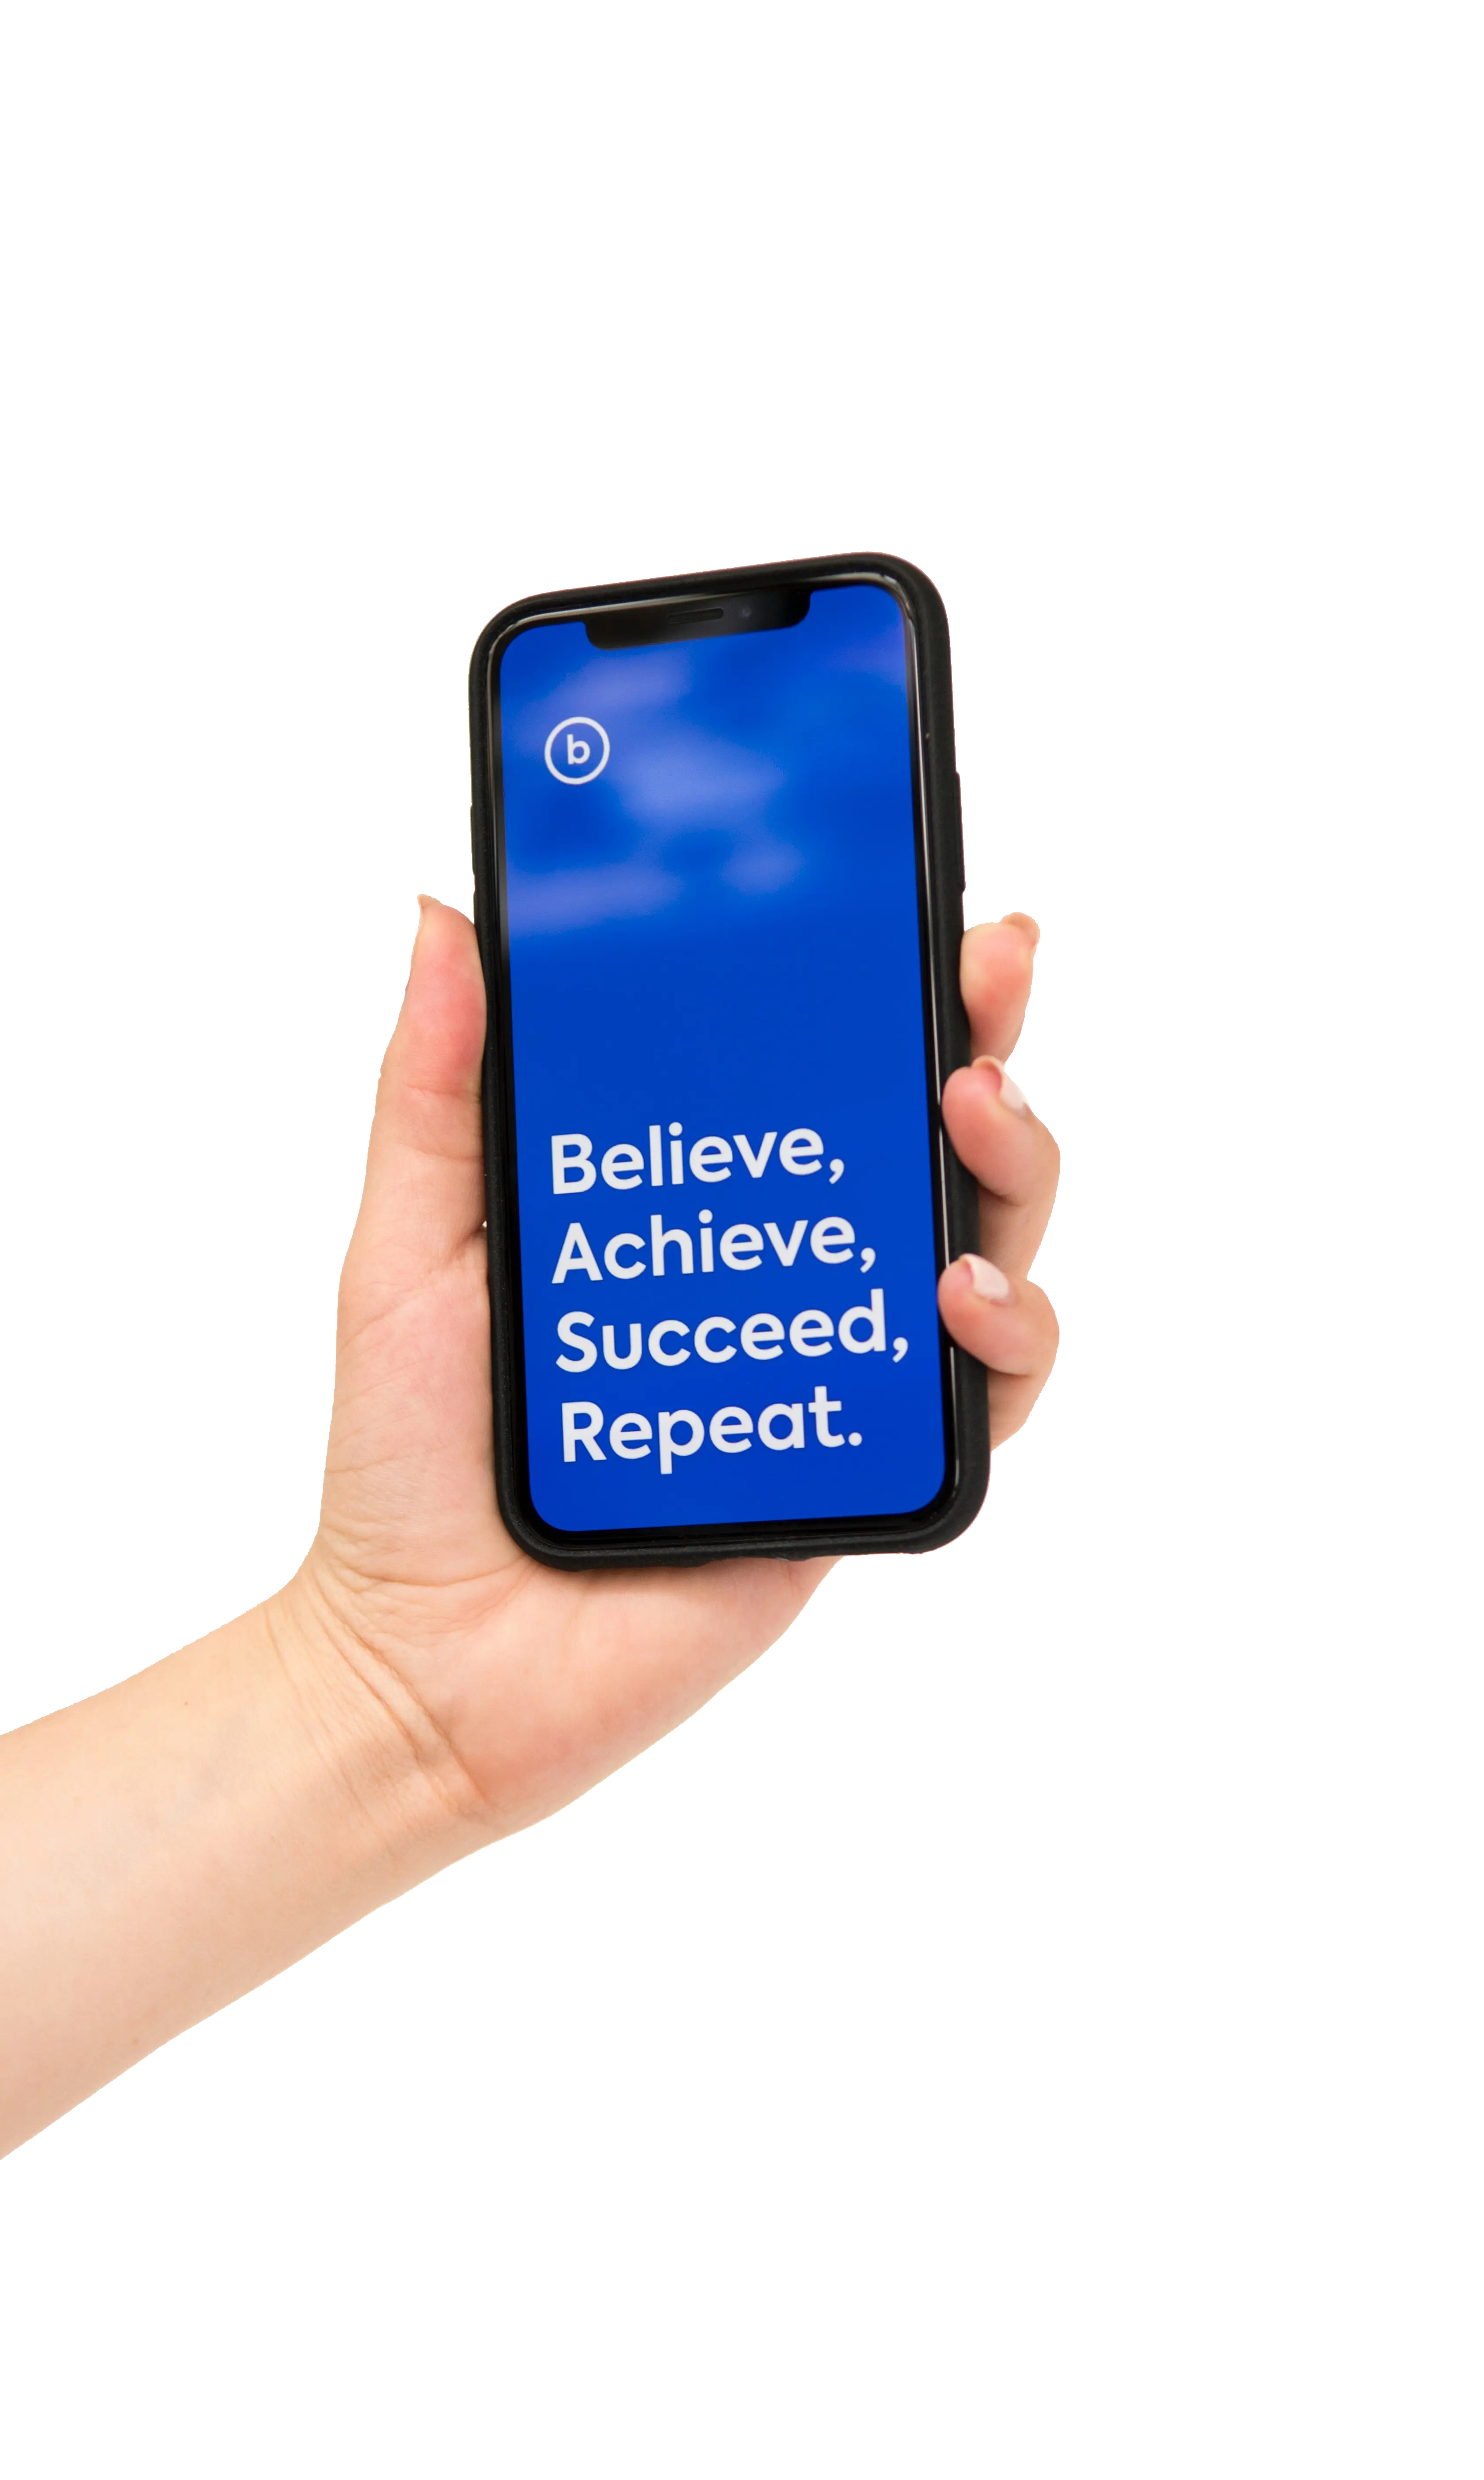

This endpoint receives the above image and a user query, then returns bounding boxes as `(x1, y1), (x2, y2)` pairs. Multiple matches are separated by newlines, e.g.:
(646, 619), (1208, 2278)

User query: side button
(953, 772), (966, 890)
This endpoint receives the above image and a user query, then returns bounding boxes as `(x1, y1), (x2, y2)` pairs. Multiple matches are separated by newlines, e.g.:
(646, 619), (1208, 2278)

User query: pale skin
(0, 901), (1058, 2156)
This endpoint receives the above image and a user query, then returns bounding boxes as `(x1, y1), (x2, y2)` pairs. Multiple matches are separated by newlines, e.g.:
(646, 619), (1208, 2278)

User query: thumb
(349, 897), (487, 1284)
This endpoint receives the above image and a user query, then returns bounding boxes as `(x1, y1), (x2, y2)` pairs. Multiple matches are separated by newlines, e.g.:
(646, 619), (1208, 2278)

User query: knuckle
(1029, 1121), (1061, 1187)
(1029, 1284), (1060, 1358)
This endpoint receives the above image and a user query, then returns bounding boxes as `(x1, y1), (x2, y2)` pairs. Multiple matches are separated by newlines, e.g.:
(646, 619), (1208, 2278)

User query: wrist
(263, 1566), (492, 1882)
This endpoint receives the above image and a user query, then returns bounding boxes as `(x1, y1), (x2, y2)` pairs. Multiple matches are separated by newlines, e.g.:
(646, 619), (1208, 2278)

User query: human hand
(0, 899), (1058, 2153)
(284, 900), (1058, 1850)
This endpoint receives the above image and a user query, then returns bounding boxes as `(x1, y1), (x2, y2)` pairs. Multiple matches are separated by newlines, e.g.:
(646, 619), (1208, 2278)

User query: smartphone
(468, 552), (987, 1568)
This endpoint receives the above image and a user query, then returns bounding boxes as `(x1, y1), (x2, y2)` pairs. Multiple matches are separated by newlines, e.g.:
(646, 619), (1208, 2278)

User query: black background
(0, 528), (1120, 2232)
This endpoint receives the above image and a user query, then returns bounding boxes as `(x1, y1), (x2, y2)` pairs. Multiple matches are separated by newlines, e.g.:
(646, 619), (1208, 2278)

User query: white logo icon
(544, 716), (610, 784)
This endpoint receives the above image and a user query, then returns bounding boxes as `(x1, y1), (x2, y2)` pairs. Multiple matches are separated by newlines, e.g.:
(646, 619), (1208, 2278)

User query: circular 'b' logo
(544, 716), (610, 784)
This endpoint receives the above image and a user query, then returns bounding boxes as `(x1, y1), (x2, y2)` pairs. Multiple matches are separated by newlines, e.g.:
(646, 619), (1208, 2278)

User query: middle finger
(940, 1058), (1061, 1277)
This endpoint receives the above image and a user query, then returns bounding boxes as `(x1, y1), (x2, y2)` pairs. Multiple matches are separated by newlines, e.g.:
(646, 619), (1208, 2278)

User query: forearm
(0, 1584), (484, 2155)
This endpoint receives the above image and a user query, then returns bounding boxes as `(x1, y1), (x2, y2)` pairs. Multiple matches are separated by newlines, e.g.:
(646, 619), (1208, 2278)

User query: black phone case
(469, 551), (989, 1568)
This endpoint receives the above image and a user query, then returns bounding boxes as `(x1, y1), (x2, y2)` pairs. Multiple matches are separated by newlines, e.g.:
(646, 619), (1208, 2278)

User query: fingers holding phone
(938, 921), (1060, 1443)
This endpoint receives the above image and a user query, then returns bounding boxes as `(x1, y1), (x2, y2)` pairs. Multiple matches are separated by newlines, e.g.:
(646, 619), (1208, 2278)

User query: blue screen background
(498, 582), (946, 1533)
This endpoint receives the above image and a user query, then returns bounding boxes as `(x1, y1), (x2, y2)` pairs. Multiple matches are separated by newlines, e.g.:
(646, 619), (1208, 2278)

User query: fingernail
(960, 1253), (1012, 1302)
(971, 1055), (1028, 1113)
(1000, 912), (1040, 951)
(417, 893), (437, 919)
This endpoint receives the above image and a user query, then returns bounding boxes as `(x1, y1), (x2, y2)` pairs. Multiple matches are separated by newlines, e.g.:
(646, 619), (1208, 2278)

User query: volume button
(953, 772), (966, 889)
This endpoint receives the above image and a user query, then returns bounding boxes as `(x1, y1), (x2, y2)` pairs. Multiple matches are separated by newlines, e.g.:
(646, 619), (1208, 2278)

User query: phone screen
(495, 580), (949, 1537)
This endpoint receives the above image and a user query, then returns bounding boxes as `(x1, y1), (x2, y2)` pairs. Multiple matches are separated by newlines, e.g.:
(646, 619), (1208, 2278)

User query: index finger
(960, 915), (1040, 1062)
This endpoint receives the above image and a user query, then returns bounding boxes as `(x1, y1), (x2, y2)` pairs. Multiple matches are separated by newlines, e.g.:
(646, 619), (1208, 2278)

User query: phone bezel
(469, 551), (989, 1567)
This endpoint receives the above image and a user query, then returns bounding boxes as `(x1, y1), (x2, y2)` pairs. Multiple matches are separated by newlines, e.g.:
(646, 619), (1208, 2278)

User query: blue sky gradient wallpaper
(498, 582), (946, 1532)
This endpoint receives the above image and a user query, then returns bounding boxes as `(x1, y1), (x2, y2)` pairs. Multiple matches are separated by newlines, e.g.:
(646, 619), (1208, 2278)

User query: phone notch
(585, 587), (809, 650)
